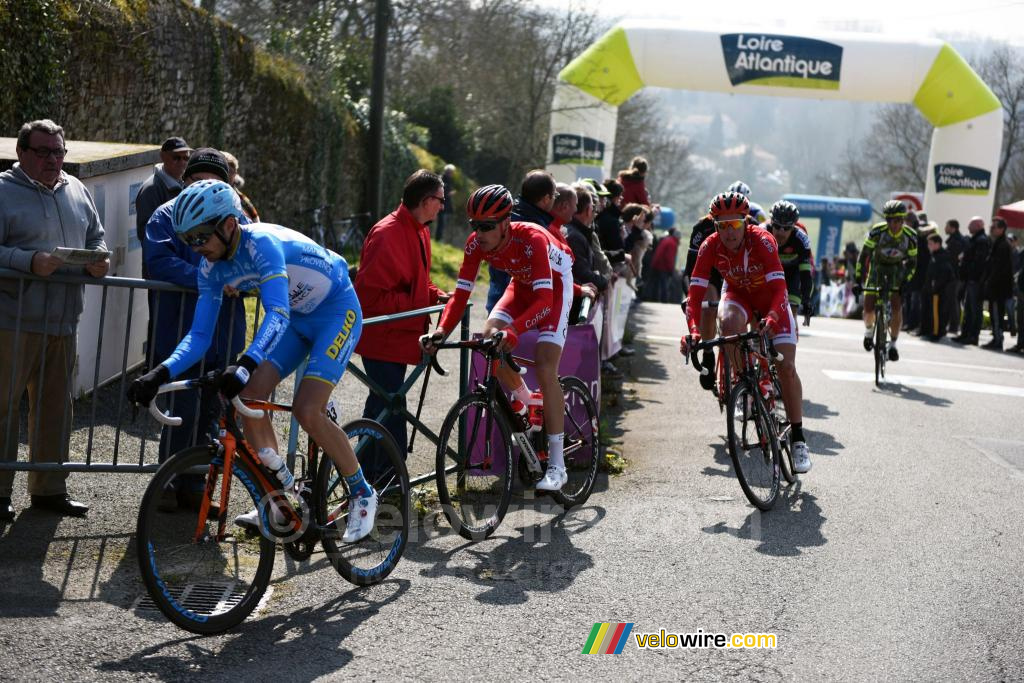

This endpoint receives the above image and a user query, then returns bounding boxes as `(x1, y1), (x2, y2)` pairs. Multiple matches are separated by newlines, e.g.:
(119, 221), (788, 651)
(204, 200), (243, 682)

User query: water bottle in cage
(528, 391), (544, 432)
(258, 447), (295, 490)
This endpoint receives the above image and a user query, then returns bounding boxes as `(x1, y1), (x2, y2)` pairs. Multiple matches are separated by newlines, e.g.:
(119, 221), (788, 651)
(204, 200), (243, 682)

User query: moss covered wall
(0, 0), (365, 225)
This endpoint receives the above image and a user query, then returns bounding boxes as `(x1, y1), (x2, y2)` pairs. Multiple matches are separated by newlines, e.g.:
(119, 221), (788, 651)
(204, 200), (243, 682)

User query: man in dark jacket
(135, 137), (191, 244)
(954, 217), (990, 345)
(903, 211), (929, 333)
(921, 234), (955, 340)
(944, 218), (968, 334)
(564, 186), (608, 296)
(486, 170), (556, 311)
(982, 217), (1014, 350)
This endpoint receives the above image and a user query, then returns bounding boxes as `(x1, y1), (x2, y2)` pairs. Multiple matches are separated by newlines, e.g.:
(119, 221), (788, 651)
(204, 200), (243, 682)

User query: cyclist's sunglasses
(715, 218), (746, 231)
(471, 219), (502, 233)
(772, 222), (795, 231)
(180, 222), (221, 247)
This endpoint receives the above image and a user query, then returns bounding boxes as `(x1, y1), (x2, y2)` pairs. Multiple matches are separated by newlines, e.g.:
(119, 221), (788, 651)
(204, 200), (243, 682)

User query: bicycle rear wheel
(771, 377), (796, 485)
(874, 307), (887, 387)
(315, 419), (410, 585)
(551, 376), (601, 509)
(435, 393), (514, 540)
(725, 380), (781, 510)
(136, 445), (275, 634)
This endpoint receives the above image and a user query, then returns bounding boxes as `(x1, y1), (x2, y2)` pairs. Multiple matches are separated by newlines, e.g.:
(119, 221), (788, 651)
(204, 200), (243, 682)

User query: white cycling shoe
(234, 503), (286, 533)
(536, 465), (568, 491)
(342, 489), (378, 543)
(791, 441), (812, 474)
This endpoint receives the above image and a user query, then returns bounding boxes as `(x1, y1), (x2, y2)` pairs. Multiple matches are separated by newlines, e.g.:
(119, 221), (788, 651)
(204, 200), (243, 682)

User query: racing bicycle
(136, 372), (410, 634)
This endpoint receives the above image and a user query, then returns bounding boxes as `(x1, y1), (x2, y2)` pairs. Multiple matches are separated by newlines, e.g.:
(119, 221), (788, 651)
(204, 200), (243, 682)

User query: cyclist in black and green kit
(854, 200), (918, 361)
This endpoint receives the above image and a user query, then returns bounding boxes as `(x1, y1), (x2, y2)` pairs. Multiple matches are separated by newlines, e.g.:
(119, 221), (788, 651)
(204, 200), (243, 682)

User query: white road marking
(801, 347), (1024, 376)
(822, 369), (1024, 398)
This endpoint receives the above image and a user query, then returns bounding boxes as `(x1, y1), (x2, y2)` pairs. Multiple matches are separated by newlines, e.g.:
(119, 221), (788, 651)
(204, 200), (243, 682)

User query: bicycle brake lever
(429, 353), (448, 376)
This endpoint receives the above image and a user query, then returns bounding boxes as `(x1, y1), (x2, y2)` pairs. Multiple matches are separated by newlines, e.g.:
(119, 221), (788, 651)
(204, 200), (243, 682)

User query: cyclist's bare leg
(239, 361), (283, 454)
(863, 292), (877, 330)
(292, 378), (359, 477)
(699, 284), (720, 340)
(773, 342), (803, 424)
(717, 303), (747, 379)
(889, 292), (903, 340)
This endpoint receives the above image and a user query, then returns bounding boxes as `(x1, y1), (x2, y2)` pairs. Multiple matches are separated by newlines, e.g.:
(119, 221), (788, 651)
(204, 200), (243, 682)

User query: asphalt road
(1, 303), (1022, 681)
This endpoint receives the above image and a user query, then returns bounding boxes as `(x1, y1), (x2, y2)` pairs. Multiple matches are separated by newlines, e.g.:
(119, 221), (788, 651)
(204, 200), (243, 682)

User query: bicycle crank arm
(512, 432), (544, 473)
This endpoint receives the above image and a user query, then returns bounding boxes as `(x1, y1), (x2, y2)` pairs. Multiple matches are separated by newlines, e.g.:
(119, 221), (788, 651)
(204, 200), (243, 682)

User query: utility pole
(367, 0), (389, 220)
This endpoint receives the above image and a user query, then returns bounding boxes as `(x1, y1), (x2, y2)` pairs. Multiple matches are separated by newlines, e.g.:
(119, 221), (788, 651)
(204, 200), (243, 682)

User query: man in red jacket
(355, 169), (450, 474)
(651, 228), (681, 303)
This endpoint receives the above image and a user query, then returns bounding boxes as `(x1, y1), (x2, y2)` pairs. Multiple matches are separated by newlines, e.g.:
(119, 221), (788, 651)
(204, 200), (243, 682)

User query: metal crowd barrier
(0, 268), (469, 475)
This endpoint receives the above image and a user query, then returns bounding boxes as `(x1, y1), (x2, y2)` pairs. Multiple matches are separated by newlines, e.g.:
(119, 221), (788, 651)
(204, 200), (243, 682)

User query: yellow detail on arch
(558, 26), (644, 106)
(913, 43), (1001, 127)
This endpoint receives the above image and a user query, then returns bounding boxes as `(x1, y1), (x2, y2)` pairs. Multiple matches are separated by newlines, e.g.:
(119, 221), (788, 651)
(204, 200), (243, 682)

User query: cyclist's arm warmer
(244, 252), (291, 365)
(685, 239), (713, 335)
(437, 234), (484, 335)
(163, 283), (223, 378)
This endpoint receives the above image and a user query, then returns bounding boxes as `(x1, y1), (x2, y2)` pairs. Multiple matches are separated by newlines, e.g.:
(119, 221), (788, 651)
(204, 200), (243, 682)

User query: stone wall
(2, 0), (368, 227)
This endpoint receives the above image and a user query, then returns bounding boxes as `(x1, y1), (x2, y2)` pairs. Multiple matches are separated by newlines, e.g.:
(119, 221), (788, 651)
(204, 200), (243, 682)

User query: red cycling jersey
(438, 221), (573, 336)
(686, 225), (789, 335)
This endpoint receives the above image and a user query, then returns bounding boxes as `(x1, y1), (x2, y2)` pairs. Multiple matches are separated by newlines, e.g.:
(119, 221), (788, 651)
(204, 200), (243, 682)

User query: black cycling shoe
(863, 336), (873, 352)
(698, 350), (716, 391)
(888, 345), (899, 361)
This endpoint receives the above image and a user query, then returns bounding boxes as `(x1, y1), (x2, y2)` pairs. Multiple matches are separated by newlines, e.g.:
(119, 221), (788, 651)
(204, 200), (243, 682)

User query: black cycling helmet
(770, 200), (799, 227)
(467, 184), (513, 222)
(882, 199), (907, 218)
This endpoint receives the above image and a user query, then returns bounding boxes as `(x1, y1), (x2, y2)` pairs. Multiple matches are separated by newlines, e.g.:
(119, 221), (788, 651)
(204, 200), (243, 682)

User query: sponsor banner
(551, 133), (606, 166)
(602, 279), (635, 359)
(933, 163), (991, 195)
(721, 33), (843, 90)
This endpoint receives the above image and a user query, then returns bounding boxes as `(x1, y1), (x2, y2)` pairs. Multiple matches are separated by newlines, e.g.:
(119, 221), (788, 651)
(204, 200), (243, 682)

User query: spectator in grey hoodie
(0, 119), (108, 521)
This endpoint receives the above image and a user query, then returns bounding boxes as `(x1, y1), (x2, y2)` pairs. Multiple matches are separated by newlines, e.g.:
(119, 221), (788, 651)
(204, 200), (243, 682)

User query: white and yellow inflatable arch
(548, 21), (1002, 223)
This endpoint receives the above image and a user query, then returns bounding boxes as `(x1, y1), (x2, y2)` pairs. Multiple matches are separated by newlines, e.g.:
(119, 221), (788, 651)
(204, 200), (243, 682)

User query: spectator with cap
(981, 217), (1014, 351)
(136, 136), (191, 245)
(0, 119), (108, 520)
(142, 147), (247, 510)
(595, 178), (629, 272)
(221, 150), (260, 222)
(355, 170), (449, 477)
(954, 216), (990, 345)
(486, 170), (557, 312)
(565, 183), (608, 298)
(944, 218), (968, 336)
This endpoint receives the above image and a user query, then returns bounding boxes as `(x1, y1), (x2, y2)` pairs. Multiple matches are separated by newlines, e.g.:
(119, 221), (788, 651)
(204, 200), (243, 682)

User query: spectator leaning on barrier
(982, 217), (1014, 351)
(355, 169), (449, 475)
(595, 178), (629, 271)
(485, 170), (557, 312)
(920, 233), (955, 341)
(954, 216), (990, 346)
(142, 147), (247, 510)
(135, 136), (191, 245)
(221, 150), (260, 222)
(0, 119), (109, 520)
(565, 184), (608, 298)
(944, 218), (968, 335)
(547, 182), (577, 253)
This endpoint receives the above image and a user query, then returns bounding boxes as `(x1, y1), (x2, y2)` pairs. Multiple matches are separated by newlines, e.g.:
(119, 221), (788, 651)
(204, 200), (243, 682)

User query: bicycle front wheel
(435, 393), (514, 540)
(551, 376), (601, 509)
(136, 445), (275, 634)
(725, 381), (781, 510)
(874, 308), (887, 387)
(771, 378), (797, 485)
(316, 419), (410, 586)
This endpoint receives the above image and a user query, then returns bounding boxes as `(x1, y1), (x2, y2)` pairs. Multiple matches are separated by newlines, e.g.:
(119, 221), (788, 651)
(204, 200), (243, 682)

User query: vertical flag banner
(583, 622), (634, 654)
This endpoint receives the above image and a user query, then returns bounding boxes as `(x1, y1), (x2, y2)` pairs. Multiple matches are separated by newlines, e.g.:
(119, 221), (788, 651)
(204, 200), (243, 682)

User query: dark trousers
(1015, 293), (1024, 347)
(158, 361), (223, 492)
(360, 358), (408, 478)
(904, 287), (922, 331)
(962, 281), (983, 339)
(945, 280), (962, 334)
(989, 298), (1008, 343)
(920, 285), (949, 337)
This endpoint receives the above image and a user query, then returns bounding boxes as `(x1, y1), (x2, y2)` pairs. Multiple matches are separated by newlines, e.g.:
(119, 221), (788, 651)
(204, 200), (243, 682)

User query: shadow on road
(702, 483), (827, 556)
(0, 512), (62, 615)
(97, 579), (410, 679)
(406, 504), (604, 605)
(802, 398), (839, 419)
(875, 382), (953, 407)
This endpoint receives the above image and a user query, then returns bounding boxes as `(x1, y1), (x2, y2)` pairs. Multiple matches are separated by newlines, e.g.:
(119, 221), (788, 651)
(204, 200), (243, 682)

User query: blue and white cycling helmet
(172, 179), (242, 235)
(727, 180), (751, 197)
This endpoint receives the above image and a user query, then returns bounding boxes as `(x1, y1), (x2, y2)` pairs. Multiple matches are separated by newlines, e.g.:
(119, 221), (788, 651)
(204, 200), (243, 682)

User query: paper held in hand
(51, 247), (111, 265)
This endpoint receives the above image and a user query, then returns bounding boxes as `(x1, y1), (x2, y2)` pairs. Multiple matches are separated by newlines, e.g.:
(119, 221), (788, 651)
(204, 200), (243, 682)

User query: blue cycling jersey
(163, 224), (352, 378)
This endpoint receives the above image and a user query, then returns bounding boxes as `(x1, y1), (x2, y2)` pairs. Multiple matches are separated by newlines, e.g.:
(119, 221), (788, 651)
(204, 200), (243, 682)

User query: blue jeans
(360, 358), (409, 479)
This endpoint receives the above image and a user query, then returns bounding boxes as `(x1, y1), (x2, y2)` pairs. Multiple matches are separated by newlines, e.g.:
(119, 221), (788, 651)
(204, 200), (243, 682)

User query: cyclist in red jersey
(680, 191), (811, 473)
(421, 184), (596, 491)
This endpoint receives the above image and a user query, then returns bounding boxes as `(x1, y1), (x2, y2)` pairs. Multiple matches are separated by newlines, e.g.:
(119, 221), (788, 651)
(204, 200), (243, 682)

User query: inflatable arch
(547, 22), (1002, 226)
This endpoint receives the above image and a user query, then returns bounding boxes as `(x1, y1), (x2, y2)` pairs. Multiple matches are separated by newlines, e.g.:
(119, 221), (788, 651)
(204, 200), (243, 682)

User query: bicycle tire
(435, 392), (514, 540)
(772, 377), (797, 484)
(315, 419), (410, 586)
(725, 380), (781, 510)
(136, 445), (275, 634)
(551, 376), (601, 509)
(874, 305), (887, 387)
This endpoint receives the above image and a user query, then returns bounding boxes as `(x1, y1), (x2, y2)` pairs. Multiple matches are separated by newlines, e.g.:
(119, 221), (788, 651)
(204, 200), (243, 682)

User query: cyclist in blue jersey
(127, 180), (375, 542)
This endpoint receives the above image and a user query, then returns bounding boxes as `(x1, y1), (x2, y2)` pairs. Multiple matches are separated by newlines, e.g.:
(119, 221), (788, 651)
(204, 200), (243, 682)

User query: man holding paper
(0, 119), (108, 521)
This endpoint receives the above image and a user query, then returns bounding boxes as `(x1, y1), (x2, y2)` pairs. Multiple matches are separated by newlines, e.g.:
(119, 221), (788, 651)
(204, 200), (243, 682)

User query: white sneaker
(536, 465), (568, 491)
(791, 441), (812, 474)
(342, 489), (378, 543)
(234, 504), (286, 532)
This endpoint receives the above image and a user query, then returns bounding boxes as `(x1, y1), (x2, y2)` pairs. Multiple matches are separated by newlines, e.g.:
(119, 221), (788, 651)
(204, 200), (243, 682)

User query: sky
(536, 0), (1024, 45)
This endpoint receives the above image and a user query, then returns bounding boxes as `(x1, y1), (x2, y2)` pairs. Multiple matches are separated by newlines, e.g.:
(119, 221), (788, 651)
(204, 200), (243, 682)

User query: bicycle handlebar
(425, 334), (523, 375)
(148, 380), (266, 425)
